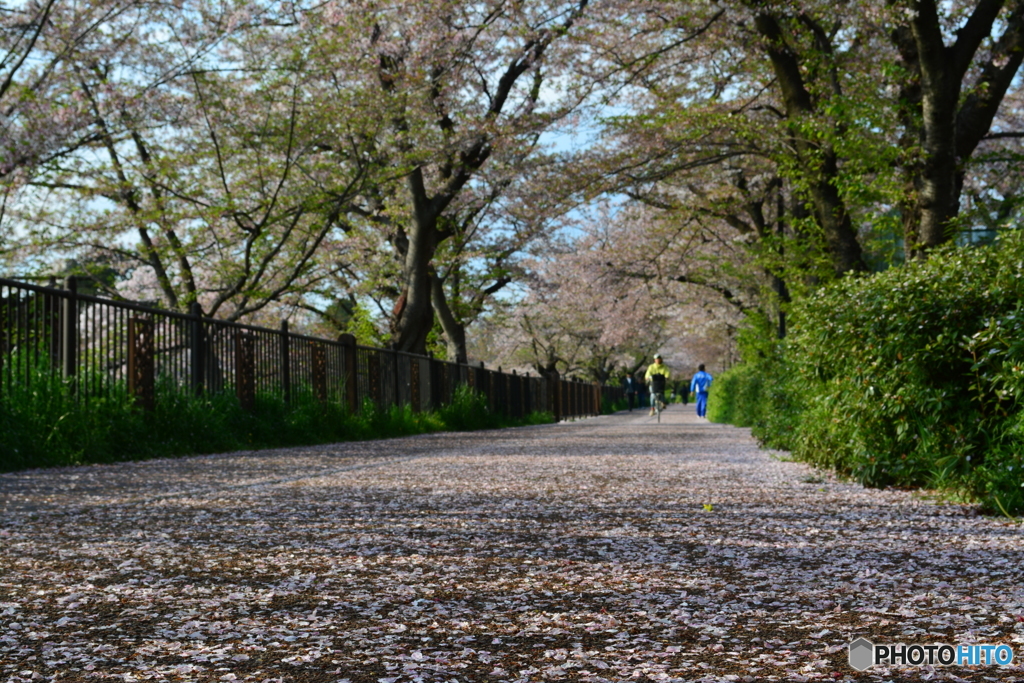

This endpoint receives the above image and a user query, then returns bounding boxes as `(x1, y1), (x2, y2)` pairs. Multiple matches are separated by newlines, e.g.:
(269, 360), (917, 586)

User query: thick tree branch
(949, 0), (1006, 79)
(956, 2), (1024, 159)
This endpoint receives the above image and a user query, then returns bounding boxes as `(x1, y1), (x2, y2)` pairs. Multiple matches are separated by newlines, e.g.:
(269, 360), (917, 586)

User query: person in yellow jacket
(644, 354), (671, 416)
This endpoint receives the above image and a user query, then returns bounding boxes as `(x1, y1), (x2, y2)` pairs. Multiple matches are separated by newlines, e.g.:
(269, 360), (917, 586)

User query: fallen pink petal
(1, 410), (1023, 682)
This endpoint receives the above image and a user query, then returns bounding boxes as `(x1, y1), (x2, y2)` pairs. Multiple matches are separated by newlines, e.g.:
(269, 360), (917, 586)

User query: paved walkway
(1, 407), (1022, 682)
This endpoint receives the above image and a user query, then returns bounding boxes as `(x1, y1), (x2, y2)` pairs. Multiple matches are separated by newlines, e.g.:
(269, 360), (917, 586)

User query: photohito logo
(848, 638), (1015, 671)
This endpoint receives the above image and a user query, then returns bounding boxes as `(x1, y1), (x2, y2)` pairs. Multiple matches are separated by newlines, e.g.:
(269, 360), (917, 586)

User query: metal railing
(0, 277), (623, 422)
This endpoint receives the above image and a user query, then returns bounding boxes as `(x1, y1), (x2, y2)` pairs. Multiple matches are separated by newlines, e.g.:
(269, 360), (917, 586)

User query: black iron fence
(0, 277), (622, 422)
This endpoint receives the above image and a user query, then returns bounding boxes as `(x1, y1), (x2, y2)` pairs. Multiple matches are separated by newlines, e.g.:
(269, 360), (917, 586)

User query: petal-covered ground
(1, 408), (1023, 683)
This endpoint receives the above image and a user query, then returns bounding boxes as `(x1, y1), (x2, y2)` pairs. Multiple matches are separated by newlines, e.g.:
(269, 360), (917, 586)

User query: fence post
(280, 320), (291, 405)
(47, 277), (60, 370)
(428, 354), (439, 409)
(525, 373), (532, 415)
(391, 343), (401, 408)
(502, 367), (507, 414)
(491, 367), (497, 414)
(563, 376), (569, 420)
(550, 370), (561, 422)
(128, 318), (155, 411)
(410, 356), (421, 412)
(235, 331), (256, 412)
(511, 369), (518, 419)
(523, 374), (529, 417)
(189, 302), (205, 395)
(442, 360), (451, 406)
(368, 350), (381, 406)
(425, 351), (435, 411)
(338, 333), (358, 413)
(312, 343), (327, 404)
(521, 373), (527, 416)
(61, 276), (77, 388)
(564, 379), (569, 418)
(490, 367), (497, 414)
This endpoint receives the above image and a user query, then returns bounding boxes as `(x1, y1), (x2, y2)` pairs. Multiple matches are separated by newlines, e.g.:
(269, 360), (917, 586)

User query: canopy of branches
(3, 0), (1024, 374)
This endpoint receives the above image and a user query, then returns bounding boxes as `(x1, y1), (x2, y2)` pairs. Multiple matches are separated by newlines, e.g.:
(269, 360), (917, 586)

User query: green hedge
(707, 315), (803, 450)
(707, 364), (762, 427)
(712, 232), (1024, 514)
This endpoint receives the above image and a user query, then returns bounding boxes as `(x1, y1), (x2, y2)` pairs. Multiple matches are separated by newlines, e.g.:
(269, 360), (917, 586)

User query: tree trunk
(535, 360), (560, 382)
(914, 25), (961, 251)
(430, 271), (469, 364)
(806, 159), (865, 274)
(772, 186), (790, 339)
(754, 11), (867, 275)
(896, 0), (1024, 255)
(392, 171), (441, 355)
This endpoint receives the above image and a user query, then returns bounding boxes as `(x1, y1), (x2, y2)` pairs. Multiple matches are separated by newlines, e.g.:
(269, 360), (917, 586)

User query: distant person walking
(690, 364), (713, 419)
(623, 374), (638, 412)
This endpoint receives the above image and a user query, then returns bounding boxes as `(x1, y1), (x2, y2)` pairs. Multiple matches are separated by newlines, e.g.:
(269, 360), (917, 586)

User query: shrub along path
(1, 407), (1022, 682)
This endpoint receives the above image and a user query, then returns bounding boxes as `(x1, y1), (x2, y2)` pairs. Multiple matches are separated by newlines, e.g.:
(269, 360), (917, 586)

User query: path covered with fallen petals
(2, 407), (1023, 683)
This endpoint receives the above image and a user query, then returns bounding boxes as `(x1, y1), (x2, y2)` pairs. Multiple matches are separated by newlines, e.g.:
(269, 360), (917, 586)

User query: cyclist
(644, 354), (671, 417)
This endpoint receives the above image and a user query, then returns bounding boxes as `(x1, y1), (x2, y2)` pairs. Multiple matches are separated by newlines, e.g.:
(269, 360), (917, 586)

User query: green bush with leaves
(708, 361), (802, 449)
(708, 314), (802, 451)
(603, 393), (631, 414)
(436, 384), (553, 431)
(707, 363), (762, 427)
(718, 232), (1024, 514)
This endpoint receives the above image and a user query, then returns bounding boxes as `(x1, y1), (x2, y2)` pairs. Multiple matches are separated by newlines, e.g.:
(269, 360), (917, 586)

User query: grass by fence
(1, 277), (619, 470)
(1, 370), (551, 470)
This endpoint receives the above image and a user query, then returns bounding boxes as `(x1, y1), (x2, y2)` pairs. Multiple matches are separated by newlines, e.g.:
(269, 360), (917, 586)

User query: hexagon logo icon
(848, 637), (875, 671)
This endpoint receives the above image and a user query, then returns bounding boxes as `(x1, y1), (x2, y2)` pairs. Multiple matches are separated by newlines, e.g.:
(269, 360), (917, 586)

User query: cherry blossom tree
(291, 0), (607, 356)
(599, 0), (1024, 268)
(2, 1), (390, 322)
(585, 0), (901, 281)
(2, 0), (97, 182)
(427, 148), (594, 364)
(484, 203), (740, 383)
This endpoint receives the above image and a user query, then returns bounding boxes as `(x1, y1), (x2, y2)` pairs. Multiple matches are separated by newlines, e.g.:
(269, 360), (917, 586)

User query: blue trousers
(695, 392), (708, 417)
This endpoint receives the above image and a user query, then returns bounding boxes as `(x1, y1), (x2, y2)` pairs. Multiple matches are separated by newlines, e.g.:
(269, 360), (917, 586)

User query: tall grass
(602, 393), (631, 414)
(0, 373), (553, 472)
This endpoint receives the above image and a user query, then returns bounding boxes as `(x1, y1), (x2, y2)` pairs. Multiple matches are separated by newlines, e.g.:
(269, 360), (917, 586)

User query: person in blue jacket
(690, 364), (713, 418)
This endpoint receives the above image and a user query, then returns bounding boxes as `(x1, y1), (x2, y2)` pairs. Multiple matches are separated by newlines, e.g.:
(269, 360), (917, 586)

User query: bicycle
(649, 377), (667, 423)
(652, 390), (666, 422)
